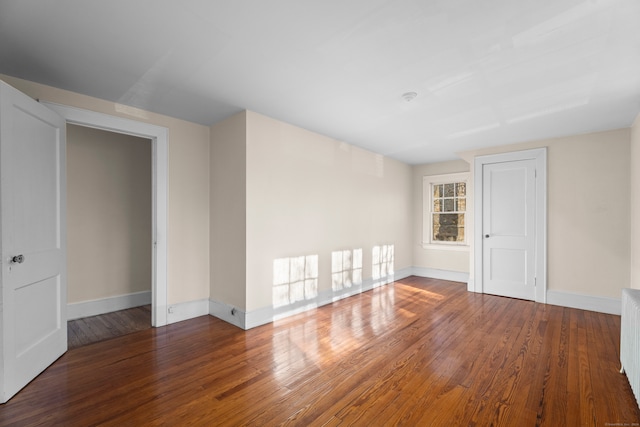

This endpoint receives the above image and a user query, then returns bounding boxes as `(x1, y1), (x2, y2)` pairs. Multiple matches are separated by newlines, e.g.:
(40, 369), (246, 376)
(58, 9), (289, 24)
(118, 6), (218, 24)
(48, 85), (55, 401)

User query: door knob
(485, 234), (490, 238)
(11, 254), (24, 264)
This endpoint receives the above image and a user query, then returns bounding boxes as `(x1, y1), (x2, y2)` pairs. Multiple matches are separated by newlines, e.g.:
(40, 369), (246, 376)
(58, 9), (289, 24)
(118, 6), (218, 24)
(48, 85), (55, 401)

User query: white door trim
(42, 102), (168, 327)
(473, 147), (547, 303)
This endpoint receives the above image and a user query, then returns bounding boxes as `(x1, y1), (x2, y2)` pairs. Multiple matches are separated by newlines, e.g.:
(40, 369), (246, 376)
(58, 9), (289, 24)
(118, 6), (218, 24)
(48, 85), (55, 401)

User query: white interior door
(482, 159), (536, 300)
(0, 80), (67, 403)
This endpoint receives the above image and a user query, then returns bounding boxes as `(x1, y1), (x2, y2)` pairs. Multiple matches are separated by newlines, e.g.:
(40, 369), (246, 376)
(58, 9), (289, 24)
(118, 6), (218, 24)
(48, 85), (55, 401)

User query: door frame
(473, 147), (547, 303)
(42, 102), (168, 327)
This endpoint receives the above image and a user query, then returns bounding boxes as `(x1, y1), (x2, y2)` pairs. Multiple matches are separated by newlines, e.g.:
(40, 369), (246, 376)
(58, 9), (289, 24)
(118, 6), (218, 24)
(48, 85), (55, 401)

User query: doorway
(473, 148), (547, 303)
(43, 102), (169, 327)
(66, 124), (152, 347)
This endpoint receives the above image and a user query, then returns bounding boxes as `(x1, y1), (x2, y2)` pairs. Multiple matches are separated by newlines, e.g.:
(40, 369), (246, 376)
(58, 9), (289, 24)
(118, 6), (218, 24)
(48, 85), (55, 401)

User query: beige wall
(412, 160), (470, 273)
(210, 112), (247, 309)
(1, 75), (211, 305)
(460, 128), (631, 299)
(631, 115), (640, 290)
(67, 125), (151, 303)
(209, 110), (413, 313)
(6, 74), (636, 320)
(245, 111), (413, 312)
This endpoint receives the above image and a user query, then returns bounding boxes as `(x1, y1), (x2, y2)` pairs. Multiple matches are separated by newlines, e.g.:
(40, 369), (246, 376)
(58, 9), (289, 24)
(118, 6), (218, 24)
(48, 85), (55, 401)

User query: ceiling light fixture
(402, 91), (418, 102)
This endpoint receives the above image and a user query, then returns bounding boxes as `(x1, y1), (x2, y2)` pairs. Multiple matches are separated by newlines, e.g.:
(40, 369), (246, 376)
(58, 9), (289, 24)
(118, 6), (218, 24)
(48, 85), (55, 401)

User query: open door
(0, 80), (67, 403)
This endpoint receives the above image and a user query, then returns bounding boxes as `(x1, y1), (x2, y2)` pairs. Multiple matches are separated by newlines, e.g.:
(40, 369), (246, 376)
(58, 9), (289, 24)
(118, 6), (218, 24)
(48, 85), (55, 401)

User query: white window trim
(422, 172), (469, 251)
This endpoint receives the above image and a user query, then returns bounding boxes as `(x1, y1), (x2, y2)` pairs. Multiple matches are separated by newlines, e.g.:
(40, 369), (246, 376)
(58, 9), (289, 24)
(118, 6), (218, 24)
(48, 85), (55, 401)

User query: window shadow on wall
(331, 248), (363, 301)
(372, 244), (394, 284)
(271, 244), (397, 321)
(272, 255), (319, 319)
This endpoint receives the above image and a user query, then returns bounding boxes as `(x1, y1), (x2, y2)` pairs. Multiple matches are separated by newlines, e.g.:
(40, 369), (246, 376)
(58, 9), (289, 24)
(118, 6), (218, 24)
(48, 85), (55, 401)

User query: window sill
(421, 243), (470, 252)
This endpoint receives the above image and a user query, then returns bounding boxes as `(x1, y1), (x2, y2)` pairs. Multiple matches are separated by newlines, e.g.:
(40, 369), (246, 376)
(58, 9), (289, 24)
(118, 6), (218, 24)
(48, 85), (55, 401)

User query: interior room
(0, 0), (639, 425)
(66, 124), (153, 347)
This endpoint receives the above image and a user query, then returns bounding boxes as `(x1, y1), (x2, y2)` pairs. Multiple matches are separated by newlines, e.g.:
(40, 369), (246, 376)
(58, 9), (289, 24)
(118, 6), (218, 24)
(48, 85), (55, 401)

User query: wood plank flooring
(67, 305), (152, 349)
(1, 276), (638, 426)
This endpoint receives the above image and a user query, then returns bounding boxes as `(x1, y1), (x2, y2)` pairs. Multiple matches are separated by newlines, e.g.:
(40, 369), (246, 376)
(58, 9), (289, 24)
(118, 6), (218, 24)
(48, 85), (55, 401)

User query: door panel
(488, 167), (527, 236)
(10, 111), (59, 252)
(489, 248), (527, 283)
(15, 277), (60, 356)
(0, 80), (67, 403)
(482, 159), (536, 300)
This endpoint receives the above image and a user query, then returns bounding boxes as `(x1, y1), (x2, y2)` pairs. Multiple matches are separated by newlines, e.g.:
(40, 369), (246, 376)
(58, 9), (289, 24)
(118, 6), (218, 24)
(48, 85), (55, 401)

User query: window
(423, 173), (468, 248)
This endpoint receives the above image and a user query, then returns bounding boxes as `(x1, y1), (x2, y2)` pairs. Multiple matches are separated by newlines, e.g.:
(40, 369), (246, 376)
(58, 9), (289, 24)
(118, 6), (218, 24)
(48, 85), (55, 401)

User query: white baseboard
(166, 299), (210, 324)
(209, 299), (245, 329)
(411, 267), (469, 283)
(67, 291), (151, 320)
(211, 268), (415, 330)
(411, 269), (621, 315)
(208, 269), (623, 330)
(467, 278), (476, 293)
(546, 290), (621, 315)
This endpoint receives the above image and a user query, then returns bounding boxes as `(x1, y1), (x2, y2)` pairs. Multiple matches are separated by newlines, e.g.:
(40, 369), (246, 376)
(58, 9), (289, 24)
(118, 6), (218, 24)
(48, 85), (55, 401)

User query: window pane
(433, 213), (464, 242)
(444, 199), (454, 212)
(433, 199), (441, 212)
(444, 183), (455, 197)
(458, 198), (466, 211)
(433, 184), (442, 198)
(432, 214), (441, 240)
(456, 182), (466, 197)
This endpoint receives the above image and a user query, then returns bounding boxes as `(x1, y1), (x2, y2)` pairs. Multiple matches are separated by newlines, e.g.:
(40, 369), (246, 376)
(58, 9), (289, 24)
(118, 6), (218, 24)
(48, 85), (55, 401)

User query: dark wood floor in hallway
(1, 276), (638, 426)
(67, 304), (152, 349)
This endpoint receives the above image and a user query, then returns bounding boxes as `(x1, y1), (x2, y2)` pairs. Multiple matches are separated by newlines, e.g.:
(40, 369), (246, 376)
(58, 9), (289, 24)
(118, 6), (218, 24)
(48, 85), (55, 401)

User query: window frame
(422, 172), (469, 250)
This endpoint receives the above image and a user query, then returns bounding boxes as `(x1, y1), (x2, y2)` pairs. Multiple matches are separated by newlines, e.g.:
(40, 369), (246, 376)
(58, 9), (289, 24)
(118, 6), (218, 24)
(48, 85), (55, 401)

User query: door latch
(11, 254), (24, 264)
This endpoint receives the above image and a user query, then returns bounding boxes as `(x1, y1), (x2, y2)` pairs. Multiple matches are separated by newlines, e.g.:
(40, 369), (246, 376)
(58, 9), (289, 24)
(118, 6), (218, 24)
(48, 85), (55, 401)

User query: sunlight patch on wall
(331, 249), (363, 291)
(114, 103), (150, 120)
(273, 255), (319, 309)
(372, 244), (394, 281)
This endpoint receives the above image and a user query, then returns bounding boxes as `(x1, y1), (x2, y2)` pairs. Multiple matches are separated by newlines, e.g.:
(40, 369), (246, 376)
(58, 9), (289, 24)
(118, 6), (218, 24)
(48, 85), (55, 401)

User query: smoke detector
(402, 91), (418, 102)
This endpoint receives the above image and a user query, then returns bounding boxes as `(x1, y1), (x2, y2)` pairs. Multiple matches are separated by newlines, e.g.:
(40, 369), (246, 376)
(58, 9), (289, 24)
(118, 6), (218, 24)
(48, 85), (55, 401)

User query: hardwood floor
(67, 305), (152, 349)
(1, 277), (638, 426)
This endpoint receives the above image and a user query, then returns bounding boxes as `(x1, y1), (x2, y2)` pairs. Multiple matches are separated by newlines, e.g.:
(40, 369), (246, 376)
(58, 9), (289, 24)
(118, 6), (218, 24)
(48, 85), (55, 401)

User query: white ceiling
(1, 0), (639, 164)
